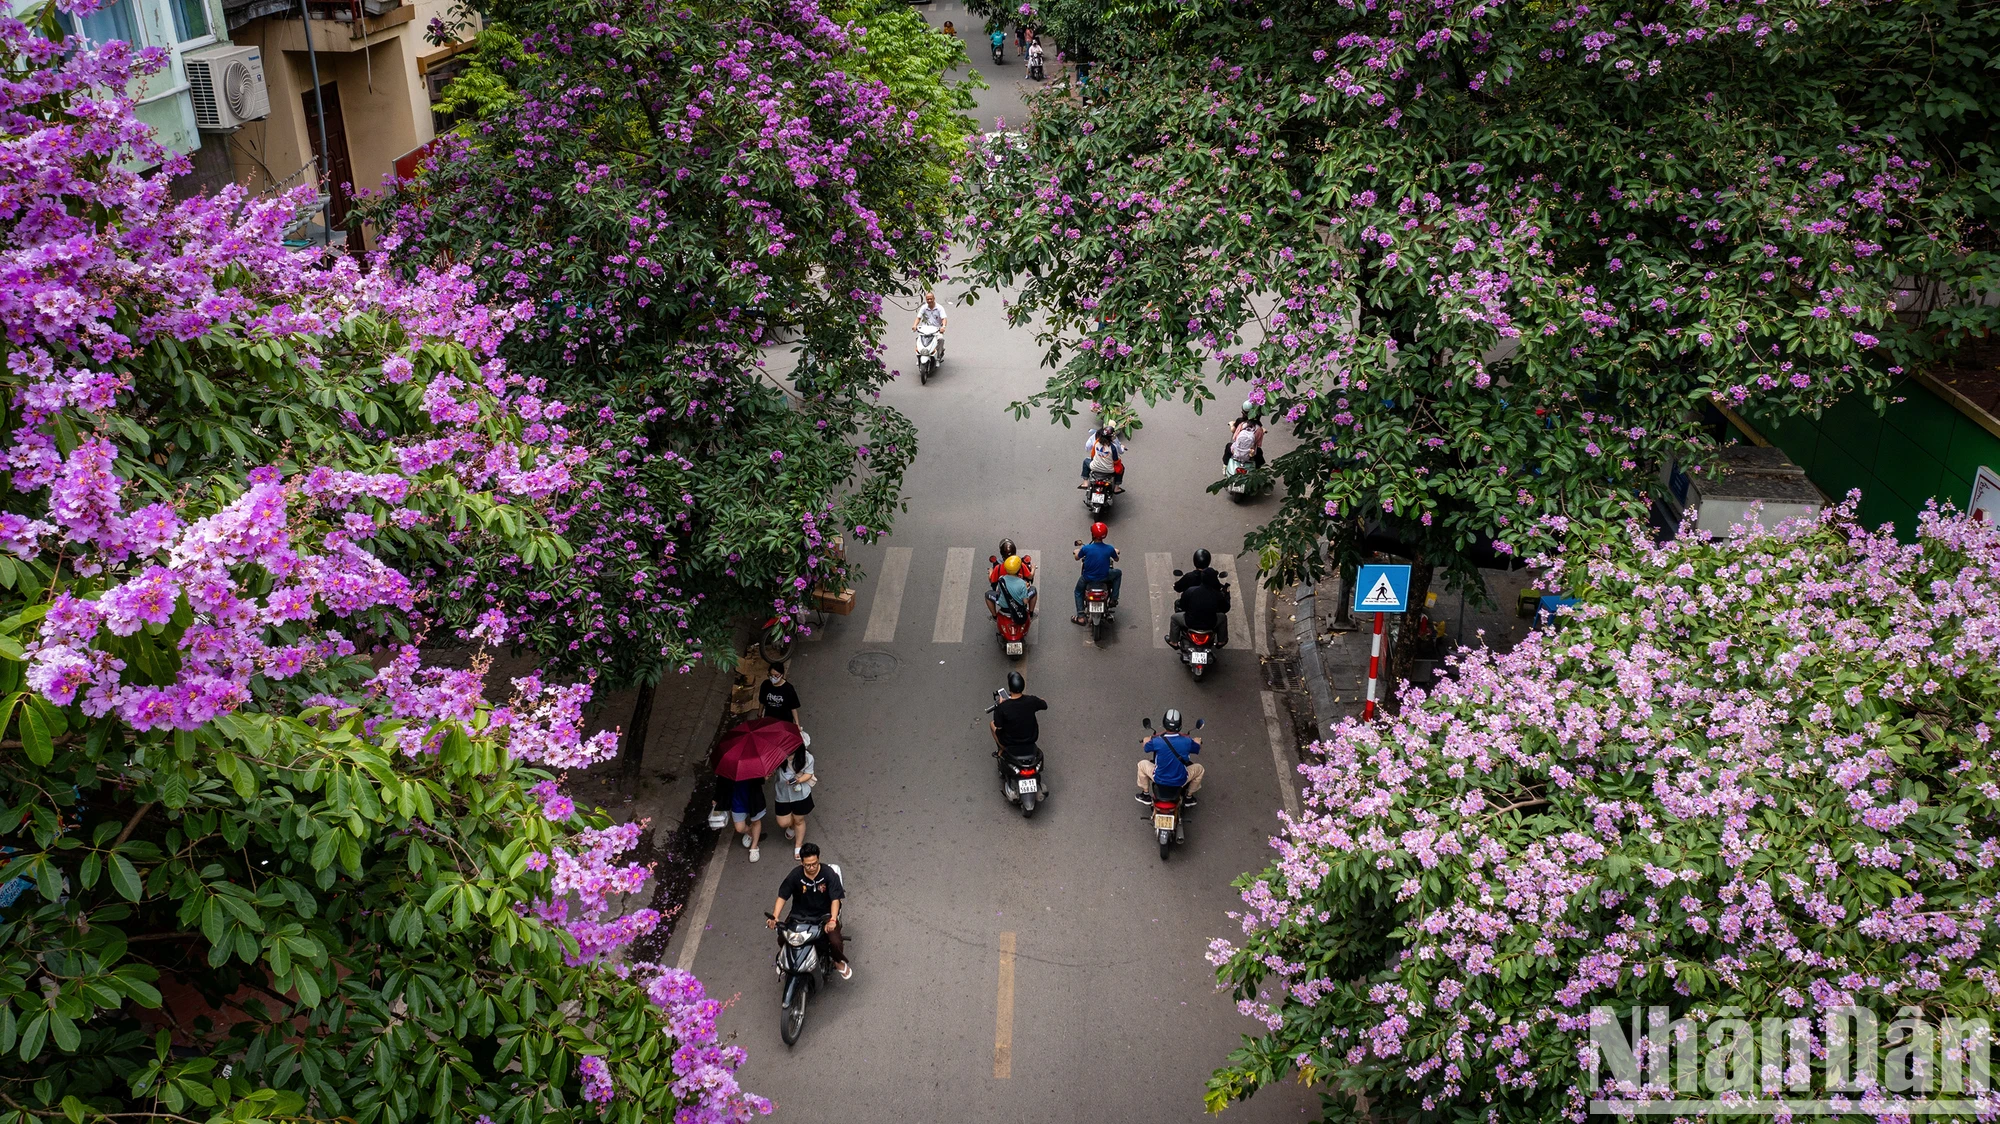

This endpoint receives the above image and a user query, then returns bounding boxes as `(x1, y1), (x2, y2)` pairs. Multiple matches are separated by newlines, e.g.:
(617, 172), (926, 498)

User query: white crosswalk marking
(934, 548), (975, 643)
(863, 547), (914, 644)
(1146, 553), (1173, 649)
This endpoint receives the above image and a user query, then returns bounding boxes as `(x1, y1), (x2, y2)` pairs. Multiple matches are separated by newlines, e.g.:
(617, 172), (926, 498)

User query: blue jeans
(1074, 570), (1122, 615)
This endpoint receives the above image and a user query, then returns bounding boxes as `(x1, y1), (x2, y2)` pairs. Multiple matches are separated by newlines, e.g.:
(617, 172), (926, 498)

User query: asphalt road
(664, 23), (1319, 1121)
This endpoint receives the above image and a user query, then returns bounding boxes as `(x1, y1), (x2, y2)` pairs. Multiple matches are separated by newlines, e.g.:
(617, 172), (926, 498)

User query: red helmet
(1090, 522), (1108, 541)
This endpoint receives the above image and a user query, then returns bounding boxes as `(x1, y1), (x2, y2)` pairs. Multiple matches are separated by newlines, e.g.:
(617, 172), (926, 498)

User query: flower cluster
(1209, 505), (2000, 1118)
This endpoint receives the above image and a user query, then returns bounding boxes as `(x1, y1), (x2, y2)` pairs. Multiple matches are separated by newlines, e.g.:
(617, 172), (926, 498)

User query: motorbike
(1171, 568), (1229, 680)
(1141, 717), (1203, 861)
(984, 688), (1047, 816)
(988, 556), (1032, 658)
(1082, 578), (1115, 644)
(914, 325), (943, 384)
(1028, 55), (1045, 81)
(991, 37), (1005, 64)
(1225, 456), (1257, 502)
(766, 867), (844, 1046)
(1084, 469), (1115, 518)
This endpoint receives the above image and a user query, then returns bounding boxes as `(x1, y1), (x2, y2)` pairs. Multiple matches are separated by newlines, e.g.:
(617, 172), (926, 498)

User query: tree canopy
(0, 15), (758, 1123)
(1210, 506), (2000, 1120)
(965, 0), (1999, 623)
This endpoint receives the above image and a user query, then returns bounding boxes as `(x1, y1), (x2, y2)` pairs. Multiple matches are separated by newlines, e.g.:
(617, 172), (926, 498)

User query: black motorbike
(1171, 568), (1230, 680)
(1085, 469), (1116, 519)
(991, 38), (1005, 64)
(1082, 579), (1115, 644)
(1029, 57), (1045, 81)
(767, 884), (844, 1046)
(984, 687), (1047, 816)
(1141, 716), (1203, 860)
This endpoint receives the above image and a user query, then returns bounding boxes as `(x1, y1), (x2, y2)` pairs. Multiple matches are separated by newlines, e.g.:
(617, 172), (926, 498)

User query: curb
(1291, 580), (1342, 744)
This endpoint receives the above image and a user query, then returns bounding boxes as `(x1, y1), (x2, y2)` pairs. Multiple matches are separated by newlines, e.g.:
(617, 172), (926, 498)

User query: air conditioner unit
(185, 44), (270, 130)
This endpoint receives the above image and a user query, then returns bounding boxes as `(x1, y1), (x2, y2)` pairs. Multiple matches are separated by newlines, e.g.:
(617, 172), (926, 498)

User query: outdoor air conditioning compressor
(185, 44), (270, 131)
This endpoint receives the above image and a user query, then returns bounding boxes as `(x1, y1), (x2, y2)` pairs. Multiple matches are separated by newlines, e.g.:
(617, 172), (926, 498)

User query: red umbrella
(714, 717), (805, 781)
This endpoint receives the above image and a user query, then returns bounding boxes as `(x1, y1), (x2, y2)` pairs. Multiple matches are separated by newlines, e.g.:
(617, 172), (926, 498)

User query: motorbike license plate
(1153, 813), (1177, 831)
(1189, 651), (1210, 665)
(1005, 641), (1024, 655)
(1017, 778), (1039, 794)
(1091, 491), (1108, 502)
(1087, 601), (1105, 613)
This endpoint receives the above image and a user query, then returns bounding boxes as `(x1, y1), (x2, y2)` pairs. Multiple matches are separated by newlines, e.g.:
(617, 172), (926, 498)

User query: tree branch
(114, 802), (155, 847)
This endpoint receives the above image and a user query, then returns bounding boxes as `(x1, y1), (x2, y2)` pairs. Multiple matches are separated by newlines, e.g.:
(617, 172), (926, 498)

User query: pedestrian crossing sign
(1352, 564), (1412, 614)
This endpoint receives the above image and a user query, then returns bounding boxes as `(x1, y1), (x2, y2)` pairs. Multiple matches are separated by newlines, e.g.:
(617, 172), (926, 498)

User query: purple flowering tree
(1208, 506), (2000, 1118)
(0, 11), (761, 1121)
(965, 0), (1994, 691)
(370, 0), (972, 764)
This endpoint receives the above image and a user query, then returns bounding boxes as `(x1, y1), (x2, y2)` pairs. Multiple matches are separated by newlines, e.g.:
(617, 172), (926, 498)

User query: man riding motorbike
(1168, 548), (1231, 649)
(766, 843), (850, 979)
(912, 291), (947, 359)
(1136, 709), (1204, 805)
(1071, 522), (1122, 626)
(1079, 426), (1125, 490)
(985, 553), (1038, 622)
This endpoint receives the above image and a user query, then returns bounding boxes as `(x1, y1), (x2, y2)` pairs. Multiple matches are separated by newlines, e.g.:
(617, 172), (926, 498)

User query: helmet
(998, 537), (1017, 558)
(1192, 548), (1211, 569)
(1002, 555), (1022, 575)
(1006, 671), (1026, 695)
(1090, 522), (1108, 541)
(1161, 708), (1183, 733)
(1243, 400), (1257, 416)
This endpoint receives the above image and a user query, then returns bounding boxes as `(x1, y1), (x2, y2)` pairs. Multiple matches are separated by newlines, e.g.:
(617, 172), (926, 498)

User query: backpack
(1229, 425), (1259, 460)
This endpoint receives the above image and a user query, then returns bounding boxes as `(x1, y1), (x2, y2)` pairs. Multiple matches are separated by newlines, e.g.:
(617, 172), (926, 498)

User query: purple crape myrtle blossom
(963, 0), (1991, 699)
(0, 10), (759, 1120)
(1209, 504), (2000, 1119)
(367, 0), (968, 773)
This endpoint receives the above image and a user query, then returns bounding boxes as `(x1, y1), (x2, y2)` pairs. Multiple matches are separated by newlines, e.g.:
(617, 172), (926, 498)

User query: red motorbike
(988, 554), (1034, 658)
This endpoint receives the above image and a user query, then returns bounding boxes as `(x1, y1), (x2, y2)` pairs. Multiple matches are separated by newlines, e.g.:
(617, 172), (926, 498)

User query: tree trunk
(620, 669), (660, 780)
(1386, 560), (1433, 713)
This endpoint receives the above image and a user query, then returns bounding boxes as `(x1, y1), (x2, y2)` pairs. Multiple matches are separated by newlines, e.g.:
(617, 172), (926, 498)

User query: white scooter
(915, 325), (943, 384)
(1225, 456), (1257, 502)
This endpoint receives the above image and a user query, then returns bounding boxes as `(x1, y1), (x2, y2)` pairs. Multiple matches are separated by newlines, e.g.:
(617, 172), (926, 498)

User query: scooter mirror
(989, 555), (998, 564)
(1195, 718), (1206, 730)
(1172, 569), (1184, 577)
(1141, 717), (1153, 730)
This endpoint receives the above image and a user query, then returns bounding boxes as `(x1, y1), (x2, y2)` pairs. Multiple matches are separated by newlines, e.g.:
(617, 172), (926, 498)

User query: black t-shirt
(761, 680), (801, 723)
(991, 694), (1048, 747)
(1179, 581), (1228, 630)
(779, 864), (846, 918)
(1173, 567), (1222, 595)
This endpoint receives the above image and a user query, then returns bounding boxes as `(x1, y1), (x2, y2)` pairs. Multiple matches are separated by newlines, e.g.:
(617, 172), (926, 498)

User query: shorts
(731, 808), (767, 823)
(775, 796), (816, 817)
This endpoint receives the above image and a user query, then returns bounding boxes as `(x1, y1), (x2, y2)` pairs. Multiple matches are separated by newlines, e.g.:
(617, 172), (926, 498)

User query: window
(168, 0), (210, 42)
(56, 0), (140, 46)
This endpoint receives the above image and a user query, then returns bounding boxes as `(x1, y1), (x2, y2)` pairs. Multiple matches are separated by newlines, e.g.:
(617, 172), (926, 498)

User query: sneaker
(836, 962), (853, 980)
(739, 834), (751, 849)
(784, 828), (795, 840)
(749, 847), (761, 862)
(1135, 791), (1152, 804)
(1184, 796), (1199, 808)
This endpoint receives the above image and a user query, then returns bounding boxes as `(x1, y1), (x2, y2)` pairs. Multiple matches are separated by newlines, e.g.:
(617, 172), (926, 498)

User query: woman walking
(774, 743), (818, 860)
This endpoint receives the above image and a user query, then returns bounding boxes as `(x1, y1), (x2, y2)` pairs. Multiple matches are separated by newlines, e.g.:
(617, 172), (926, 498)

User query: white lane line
(674, 831), (732, 972)
(1146, 552), (1173, 649)
(1254, 573), (1269, 656)
(862, 547), (914, 644)
(1261, 690), (1303, 821)
(994, 931), (1017, 1079)
(934, 547), (976, 643)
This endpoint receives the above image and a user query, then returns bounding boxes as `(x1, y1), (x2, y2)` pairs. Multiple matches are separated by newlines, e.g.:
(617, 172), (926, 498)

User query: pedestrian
(760, 660), (802, 730)
(1015, 23), (1026, 52)
(728, 774), (767, 863)
(774, 743), (817, 860)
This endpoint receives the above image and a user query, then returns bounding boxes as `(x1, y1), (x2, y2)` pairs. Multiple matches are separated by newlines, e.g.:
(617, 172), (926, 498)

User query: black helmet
(1007, 671), (1026, 695)
(1161, 708), (1183, 733)
(1192, 548), (1212, 569)
(999, 537), (1017, 558)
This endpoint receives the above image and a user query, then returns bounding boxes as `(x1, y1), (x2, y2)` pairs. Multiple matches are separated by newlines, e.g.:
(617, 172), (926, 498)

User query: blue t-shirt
(1146, 734), (1199, 787)
(995, 574), (1032, 610)
(1077, 541), (1117, 580)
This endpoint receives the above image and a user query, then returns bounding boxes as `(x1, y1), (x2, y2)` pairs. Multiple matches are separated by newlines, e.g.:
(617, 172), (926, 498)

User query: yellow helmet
(1002, 555), (1022, 575)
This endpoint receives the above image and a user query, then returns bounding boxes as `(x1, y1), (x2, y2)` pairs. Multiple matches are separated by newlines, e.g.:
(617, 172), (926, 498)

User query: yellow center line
(994, 931), (1017, 1079)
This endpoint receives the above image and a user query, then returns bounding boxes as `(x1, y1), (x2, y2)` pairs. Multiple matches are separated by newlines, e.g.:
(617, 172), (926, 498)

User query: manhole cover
(847, 651), (900, 681)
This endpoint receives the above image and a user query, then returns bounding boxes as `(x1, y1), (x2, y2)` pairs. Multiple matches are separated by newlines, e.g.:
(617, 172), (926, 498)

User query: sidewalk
(1290, 565), (1542, 737)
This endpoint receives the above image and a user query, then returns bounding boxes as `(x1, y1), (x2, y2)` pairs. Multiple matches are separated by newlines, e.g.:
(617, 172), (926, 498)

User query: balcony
(223, 0), (414, 47)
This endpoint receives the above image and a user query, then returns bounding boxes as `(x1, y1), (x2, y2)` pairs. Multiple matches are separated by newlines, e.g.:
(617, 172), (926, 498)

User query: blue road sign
(1352, 564), (1413, 614)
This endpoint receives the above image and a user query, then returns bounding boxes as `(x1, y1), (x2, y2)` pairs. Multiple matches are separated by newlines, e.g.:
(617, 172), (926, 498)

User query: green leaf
(109, 854), (143, 902)
(47, 1012), (78, 1053)
(17, 703), (50, 766)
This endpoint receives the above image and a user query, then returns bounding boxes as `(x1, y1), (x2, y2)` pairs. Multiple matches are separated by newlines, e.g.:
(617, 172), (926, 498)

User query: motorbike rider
(912, 291), (947, 357)
(988, 538), (1034, 585)
(990, 27), (1006, 59)
(1168, 548), (1231, 649)
(1070, 522), (1123, 625)
(1079, 426), (1125, 490)
(1226, 402), (1266, 468)
(985, 553), (1039, 622)
(766, 842), (851, 980)
(1137, 709), (1204, 805)
(990, 672), (1050, 788)
(1027, 38), (1045, 79)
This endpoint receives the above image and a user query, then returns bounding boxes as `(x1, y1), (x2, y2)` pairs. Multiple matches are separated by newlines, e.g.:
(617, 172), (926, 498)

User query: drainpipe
(299, 0), (332, 245)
